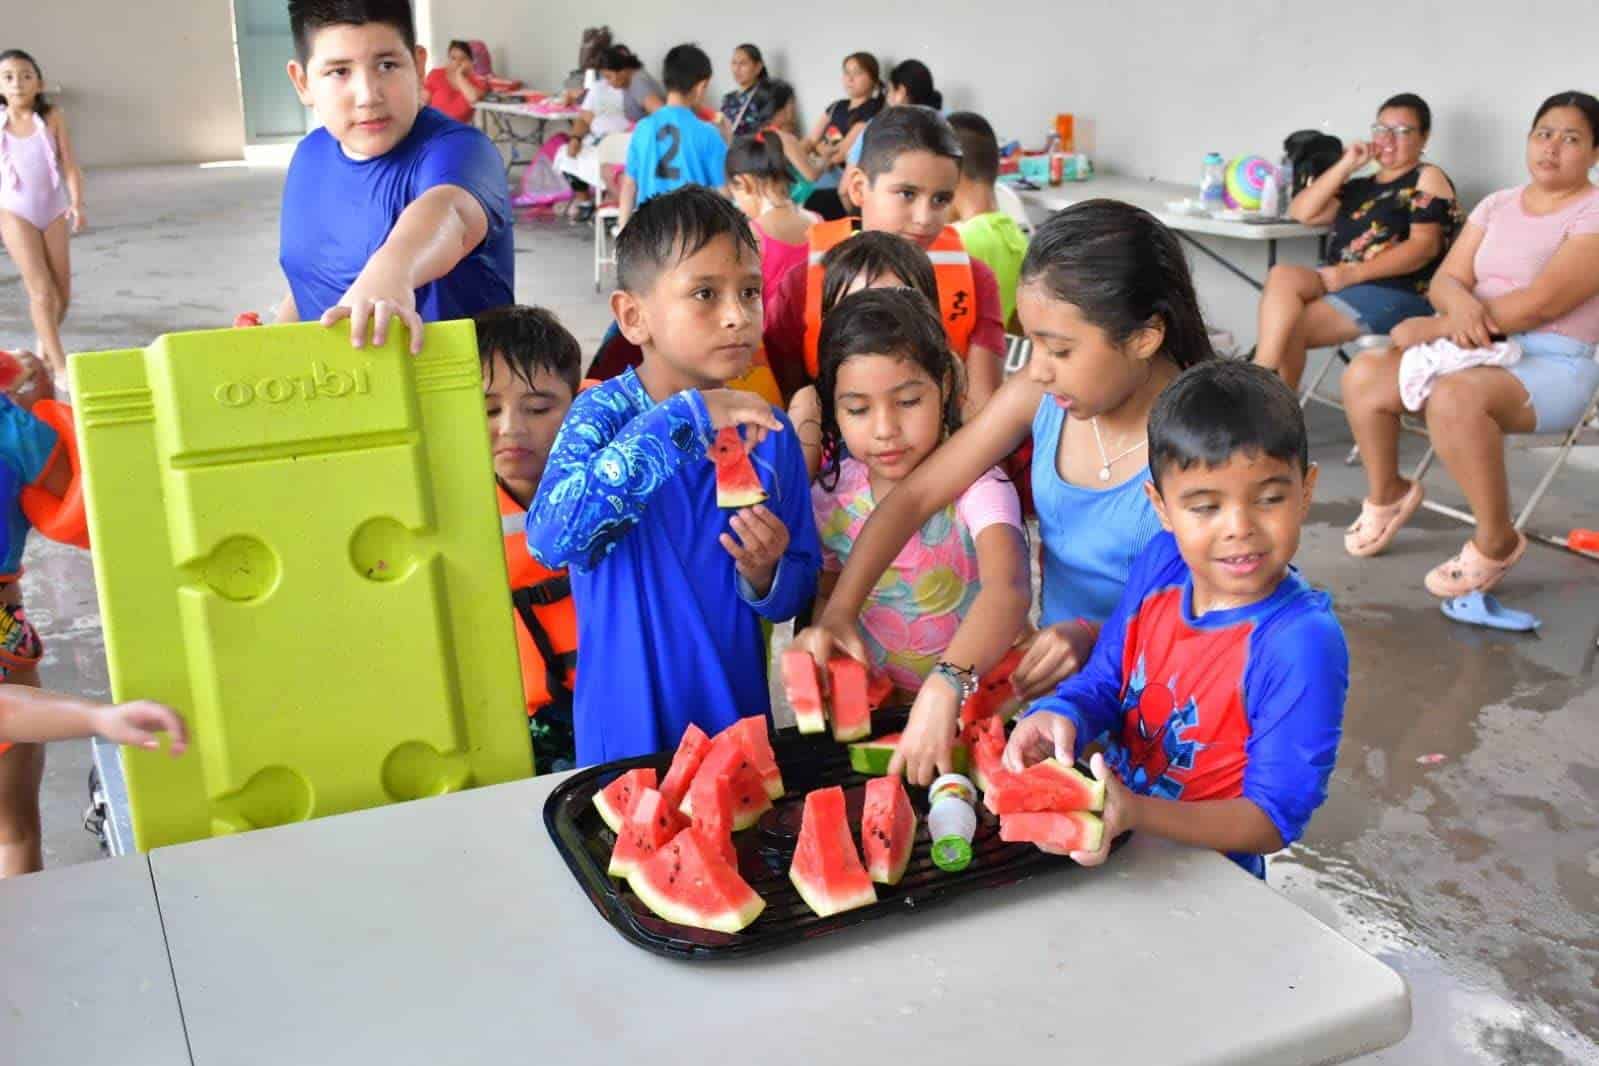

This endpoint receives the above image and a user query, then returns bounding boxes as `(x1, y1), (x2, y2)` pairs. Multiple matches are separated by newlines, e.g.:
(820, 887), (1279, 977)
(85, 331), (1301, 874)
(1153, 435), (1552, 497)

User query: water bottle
(1259, 169), (1280, 218)
(1199, 153), (1226, 212)
(927, 773), (979, 872)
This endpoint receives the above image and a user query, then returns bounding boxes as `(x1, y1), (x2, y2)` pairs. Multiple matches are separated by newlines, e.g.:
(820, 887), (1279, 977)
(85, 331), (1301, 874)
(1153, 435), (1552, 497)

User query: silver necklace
(1090, 417), (1147, 482)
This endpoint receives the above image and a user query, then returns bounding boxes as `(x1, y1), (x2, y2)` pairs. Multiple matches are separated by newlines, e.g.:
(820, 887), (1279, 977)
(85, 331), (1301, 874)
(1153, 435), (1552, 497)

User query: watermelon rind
(629, 830), (766, 933)
(794, 707), (827, 735)
(789, 865), (878, 918)
(848, 734), (971, 777)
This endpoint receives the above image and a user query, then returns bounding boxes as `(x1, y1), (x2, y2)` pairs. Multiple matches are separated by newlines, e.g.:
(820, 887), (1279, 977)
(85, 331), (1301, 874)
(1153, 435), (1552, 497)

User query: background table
(476, 98), (581, 177)
(149, 771), (1410, 1066)
(0, 856), (191, 1065)
(1015, 174), (1329, 291)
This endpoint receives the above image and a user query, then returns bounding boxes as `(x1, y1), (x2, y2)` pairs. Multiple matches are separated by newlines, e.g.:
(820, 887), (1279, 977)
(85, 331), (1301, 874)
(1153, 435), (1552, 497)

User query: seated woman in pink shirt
(1341, 91), (1599, 596)
(423, 40), (487, 125)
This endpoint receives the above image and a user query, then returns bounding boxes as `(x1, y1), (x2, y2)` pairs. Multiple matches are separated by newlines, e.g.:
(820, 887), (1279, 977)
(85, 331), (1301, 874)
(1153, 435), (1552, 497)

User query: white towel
(1399, 337), (1523, 411)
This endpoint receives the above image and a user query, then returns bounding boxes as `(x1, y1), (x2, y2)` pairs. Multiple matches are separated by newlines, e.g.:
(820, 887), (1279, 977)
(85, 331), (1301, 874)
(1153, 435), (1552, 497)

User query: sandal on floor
(1425, 533), (1528, 598)
(1344, 481), (1425, 557)
(1440, 590), (1541, 632)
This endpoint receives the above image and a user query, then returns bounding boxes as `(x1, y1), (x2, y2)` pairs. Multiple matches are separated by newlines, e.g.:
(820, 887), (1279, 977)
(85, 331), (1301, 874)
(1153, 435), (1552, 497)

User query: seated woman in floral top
(1255, 93), (1463, 388)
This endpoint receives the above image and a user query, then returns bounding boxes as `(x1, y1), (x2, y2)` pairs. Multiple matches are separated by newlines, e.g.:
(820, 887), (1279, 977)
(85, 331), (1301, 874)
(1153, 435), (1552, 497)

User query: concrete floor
(3, 164), (1597, 1065)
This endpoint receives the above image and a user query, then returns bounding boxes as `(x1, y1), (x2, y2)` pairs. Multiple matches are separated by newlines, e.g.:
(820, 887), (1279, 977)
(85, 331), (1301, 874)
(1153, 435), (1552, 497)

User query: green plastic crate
(70, 321), (532, 851)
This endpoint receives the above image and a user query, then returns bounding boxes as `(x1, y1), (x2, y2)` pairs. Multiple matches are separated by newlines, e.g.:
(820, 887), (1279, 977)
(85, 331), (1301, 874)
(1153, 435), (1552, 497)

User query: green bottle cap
(931, 834), (972, 872)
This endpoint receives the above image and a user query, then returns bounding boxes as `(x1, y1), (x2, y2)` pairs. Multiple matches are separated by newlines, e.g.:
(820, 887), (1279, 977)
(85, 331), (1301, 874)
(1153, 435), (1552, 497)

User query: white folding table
(475, 98), (581, 177)
(1015, 175), (1329, 291)
(0, 855), (191, 1065)
(146, 770), (1410, 1066)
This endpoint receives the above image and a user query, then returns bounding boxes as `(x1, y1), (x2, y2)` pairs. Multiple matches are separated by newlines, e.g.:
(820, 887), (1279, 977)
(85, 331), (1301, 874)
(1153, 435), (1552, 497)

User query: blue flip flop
(1440, 591), (1541, 632)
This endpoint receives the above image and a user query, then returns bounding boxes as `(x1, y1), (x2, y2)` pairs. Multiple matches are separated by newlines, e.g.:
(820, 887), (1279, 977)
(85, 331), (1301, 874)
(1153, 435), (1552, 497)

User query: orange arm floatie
(19, 399), (88, 549)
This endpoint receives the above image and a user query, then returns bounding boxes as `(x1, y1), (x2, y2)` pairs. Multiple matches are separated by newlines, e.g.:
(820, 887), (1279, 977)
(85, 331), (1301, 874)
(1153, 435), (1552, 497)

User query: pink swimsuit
(0, 109), (69, 231)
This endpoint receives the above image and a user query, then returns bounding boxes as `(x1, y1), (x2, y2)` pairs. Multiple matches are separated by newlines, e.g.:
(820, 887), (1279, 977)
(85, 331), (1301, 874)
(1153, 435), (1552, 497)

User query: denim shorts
(1506, 332), (1599, 432)
(1322, 283), (1435, 336)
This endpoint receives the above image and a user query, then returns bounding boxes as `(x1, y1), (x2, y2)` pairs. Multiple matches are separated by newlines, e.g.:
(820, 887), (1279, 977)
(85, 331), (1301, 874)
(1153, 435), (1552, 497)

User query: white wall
(428, 0), (1597, 347)
(18, 2), (246, 167)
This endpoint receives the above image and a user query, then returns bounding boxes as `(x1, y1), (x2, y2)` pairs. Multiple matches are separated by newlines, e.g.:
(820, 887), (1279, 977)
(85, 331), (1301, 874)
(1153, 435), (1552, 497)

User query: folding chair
(994, 183), (1035, 237)
(1410, 376), (1599, 535)
(591, 132), (632, 291)
(1002, 333), (1033, 376)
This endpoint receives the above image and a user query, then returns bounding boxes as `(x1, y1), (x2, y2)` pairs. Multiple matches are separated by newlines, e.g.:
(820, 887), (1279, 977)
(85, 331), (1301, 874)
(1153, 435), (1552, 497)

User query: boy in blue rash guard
(276, 0), (513, 353)
(1006, 361), (1348, 878)
(528, 187), (819, 765)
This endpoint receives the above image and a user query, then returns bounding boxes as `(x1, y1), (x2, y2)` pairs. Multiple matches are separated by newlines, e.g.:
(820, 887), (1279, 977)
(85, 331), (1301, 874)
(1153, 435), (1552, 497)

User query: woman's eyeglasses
(1370, 124), (1418, 141)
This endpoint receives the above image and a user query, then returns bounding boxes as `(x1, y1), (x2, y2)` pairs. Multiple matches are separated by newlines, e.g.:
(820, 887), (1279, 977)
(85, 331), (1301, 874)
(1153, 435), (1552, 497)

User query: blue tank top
(1030, 397), (1163, 626)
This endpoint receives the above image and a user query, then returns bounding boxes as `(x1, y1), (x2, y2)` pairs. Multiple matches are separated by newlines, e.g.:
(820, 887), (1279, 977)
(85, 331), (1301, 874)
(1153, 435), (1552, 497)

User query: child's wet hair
(815, 287), (960, 491)
(819, 231), (938, 316)
(615, 186), (759, 294)
(1020, 199), (1215, 371)
(474, 305), (582, 396)
(661, 43), (712, 94)
(1147, 361), (1308, 491)
(725, 132), (791, 189)
(288, 0), (416, 65)
(0, 50), (51, 116)
(858, 106), (962, 182)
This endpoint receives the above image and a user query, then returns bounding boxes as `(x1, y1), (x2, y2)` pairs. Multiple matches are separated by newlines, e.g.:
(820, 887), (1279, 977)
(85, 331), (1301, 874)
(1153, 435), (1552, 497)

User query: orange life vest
(499, 483), (577, 717)
(802, 218), (978, 378)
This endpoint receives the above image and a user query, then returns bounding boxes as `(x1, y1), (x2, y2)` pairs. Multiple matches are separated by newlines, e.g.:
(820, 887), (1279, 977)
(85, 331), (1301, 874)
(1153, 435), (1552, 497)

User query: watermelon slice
(983, 758), (1105, 816)
(593, 767), (658, 833)
(963, 716), (1007, 793)
(608, 788), (685, 880)
(781, 650), (827, 734)
(960, 646), (1025, 725)
(689, 770), (739, 868)
(233, 311), (262, 328)
(860, 776), (917, 885)
(866, 668), (894, 711)
(631, 828), (766, 933)
(659, 724), (713, 812)
(847, 733), (971, 777)
(998, 811), (1105, 853)
(719, 715), (784, 799)
(827, 656), (873, 742)
(710, 426), (767, 509)
(679, 735), (771, 830)
(789, 786), (877, 917)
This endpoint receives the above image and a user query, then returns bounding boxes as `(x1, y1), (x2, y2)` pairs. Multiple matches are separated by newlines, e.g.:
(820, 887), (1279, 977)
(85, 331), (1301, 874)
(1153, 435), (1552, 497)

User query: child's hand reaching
(700, 388), (783, 446)
(1009, 620), (1096, 702)
(886, 676), (961, 786)
(791, 617), (871, 681)
(92, 700), (189, 755)
(720, 505), (788, 598)
(322, 258), (425, 354)
(1002, 709), (1078, 773)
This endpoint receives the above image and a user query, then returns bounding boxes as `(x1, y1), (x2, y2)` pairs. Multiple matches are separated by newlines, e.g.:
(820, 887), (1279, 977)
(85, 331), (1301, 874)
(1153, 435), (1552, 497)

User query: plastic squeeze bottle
(928, 773), (979, 872)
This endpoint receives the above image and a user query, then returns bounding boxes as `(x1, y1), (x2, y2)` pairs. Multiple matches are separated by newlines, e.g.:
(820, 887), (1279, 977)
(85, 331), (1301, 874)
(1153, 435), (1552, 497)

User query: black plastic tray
(543, 710), (1128, 960)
